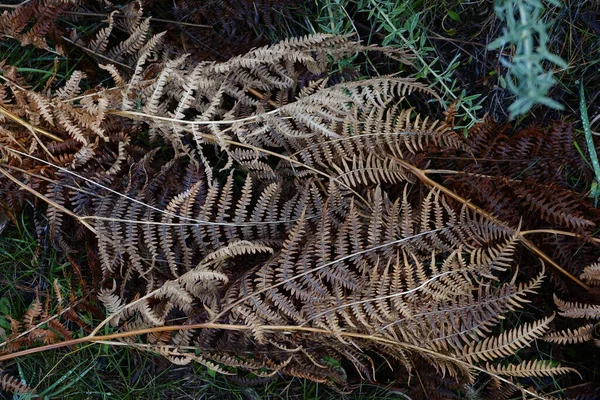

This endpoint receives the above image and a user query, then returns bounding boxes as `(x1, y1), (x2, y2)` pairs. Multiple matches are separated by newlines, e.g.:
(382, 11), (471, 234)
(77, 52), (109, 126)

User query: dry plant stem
(109, 109), (281, 126)
(0, 167), (96, 233)
(0, 5), (213, 29)
(394, 157), (591, 290)
(4, 149), (324, 228)
(299, 269), (460, 326)
(5, 148), (218, 225)
(0, 105), (63, 142)
(0, 74), (28, 92)
(0, 304), (78, 349)
(64, 11), (213, 29)
(0, 2), (31, 9)
(0, 323), (391, 362)
(246, 87), (278, 107)
(61, 37), (133, 70)
(2, 165), (96, 196)
(425, 170), (600, 243)
(208, 228), (445, 324)
(61, 86), (122, 104)
(28, 130), (57, 162)
(521, 229), (600, 244)
(0, 100), (60, 160)
(0, 322), (553, 400)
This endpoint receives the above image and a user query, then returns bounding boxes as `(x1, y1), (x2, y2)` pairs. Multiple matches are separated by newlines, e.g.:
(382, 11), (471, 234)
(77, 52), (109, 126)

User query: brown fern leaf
(461, 316), (554, 364)
(581, 262), (600, 287)
(0, 0), (73, 50)
(0, 369), (34, 395)
(23, 298), (43, 329)
(430, 117), (600, 304)
(554, 294), (600, 320)
(543, 323), (598, 345)
(201, 187), (539, 384)
(485, 359), (577, 378)
(438, 118), (599, 231)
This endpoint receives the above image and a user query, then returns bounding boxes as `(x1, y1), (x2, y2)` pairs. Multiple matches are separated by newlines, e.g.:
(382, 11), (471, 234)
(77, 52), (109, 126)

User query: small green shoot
(488, 0), (568, 118)
(580, 81), (600, 206)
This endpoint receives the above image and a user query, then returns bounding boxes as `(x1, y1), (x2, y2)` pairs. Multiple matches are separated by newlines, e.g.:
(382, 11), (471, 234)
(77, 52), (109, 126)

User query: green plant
(579, 81), (600, 206)
(488, 0), (568, 118)
(306, 0), (484, 131)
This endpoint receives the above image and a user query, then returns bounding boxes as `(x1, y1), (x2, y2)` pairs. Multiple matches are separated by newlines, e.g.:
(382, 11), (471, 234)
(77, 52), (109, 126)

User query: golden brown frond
(0, 369), (34, 395)
(543, 324), (598, 345)
(461, 316), (553, 364)
(540, 259), (600, 355)
(554, 294), (600, 320)
(485, 360), (577, 378)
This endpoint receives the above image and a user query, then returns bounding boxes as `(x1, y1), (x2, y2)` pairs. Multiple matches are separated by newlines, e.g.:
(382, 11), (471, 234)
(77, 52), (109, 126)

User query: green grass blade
(580, 81), (600, 206)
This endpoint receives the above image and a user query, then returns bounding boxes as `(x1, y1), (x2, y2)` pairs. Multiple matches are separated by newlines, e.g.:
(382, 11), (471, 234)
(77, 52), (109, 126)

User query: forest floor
(0, 0), (599, 399)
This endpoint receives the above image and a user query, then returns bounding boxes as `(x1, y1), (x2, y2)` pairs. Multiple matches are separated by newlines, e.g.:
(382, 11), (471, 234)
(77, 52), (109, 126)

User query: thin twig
(0, 303), (79, 349)
(0, 5), (212, 29)
(0, 167), (96, 234)
(0, 322), (559, 400)
(60, 37), (133, 71)
(62, 10), (213, 29)
(0, 105), (63, 142)
(521, 229), (600, 244)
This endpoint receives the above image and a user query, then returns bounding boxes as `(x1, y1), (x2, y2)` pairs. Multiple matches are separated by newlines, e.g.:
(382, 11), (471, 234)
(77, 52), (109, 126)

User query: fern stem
(1, 164), (97, 196)
(207, 227), (446, 324)
(298, 269), (462, 327)
(0, 167), (96, 234)
(60, 37), (134, 71)
(0, 323), (557, 400)
(0, 105), (63, 142)
(521, 229), (600, 244)
(0, 305), (79, 350)
(109, 109), (282, 126)
(0, 5), (213, 29)
(6, 148), (224, 227)
(197, 132), (371, 207)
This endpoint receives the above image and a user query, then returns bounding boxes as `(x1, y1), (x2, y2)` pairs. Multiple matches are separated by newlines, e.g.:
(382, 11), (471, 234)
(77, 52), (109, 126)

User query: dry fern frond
(581, 262), (600, 286)
(461, 316), (554, 364)
(0, 0), (73, 51)
(0, 28), (592, 398)
(545, 261), (600, 349)
(484, 360), (577, 378)
(554, 294), (600, 320)
(0, 369), (34, 395)
(543, 324), (598, 345)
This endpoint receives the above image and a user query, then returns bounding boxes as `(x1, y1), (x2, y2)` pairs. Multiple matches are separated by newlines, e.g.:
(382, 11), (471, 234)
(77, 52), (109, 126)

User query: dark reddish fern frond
(429, 118), (600, 290)
(0, 0), (73, 51)
(0, 369), (34, 395)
